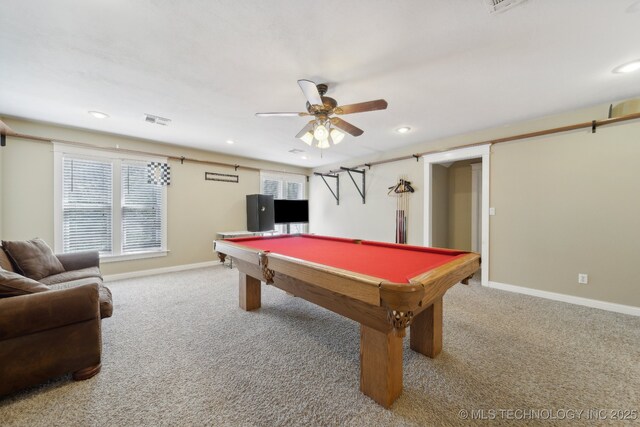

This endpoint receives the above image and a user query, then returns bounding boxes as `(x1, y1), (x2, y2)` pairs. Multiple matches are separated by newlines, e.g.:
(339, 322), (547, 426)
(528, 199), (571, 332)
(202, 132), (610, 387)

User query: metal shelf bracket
(314, 172), (340, 205)
(340, 167), (366, 204)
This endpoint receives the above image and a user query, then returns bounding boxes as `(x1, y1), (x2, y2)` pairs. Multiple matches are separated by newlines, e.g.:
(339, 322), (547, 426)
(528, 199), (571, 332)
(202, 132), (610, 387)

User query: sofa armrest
(0, 283), (100, 341)
(56, 250), (100, 271)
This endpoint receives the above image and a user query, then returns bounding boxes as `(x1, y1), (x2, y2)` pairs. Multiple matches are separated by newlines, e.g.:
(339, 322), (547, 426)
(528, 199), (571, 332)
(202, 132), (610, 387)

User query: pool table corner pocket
(379, 281), (424, 337)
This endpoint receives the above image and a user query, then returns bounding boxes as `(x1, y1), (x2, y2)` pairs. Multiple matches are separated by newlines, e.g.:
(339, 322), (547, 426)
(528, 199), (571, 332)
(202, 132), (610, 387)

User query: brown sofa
(0, 241), (113, 396)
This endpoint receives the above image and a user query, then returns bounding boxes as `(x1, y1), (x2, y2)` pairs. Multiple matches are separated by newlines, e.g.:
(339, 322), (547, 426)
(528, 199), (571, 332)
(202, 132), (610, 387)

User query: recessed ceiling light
(301, 155), (308, 160)
(226, 140), (235, 144)
(613, 60), (640, 74)
(88, 111), (109, 119)
(396, 126), (411, 134)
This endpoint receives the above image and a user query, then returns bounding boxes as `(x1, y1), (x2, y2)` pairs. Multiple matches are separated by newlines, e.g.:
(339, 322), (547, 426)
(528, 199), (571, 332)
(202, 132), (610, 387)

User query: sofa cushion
(0, 270), (50, 298)
(49, 280), (113, 319)
(39, 267), (103, 286)
(2, 238), (65, 281)
(0, 247), (15, 272)
(48, 277), (101, 289)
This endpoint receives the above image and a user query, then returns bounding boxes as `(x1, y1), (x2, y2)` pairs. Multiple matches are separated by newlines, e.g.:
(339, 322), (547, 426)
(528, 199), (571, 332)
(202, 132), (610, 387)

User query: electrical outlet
(578, 274), (588, 284)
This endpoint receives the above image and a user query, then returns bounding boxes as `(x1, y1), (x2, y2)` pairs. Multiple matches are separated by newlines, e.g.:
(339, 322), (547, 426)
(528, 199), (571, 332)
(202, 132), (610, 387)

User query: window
(54, 144), (167, 261)
(62, 158), (113, 253)
(260, 172), (306, 200)
(260, 171), (307, 233)
(121, 162), (163, 253)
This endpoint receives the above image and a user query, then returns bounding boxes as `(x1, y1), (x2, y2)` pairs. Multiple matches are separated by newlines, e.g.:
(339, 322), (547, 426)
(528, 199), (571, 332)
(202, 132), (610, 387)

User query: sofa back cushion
(1, 239), (65, 280)
(0, 270), (50, 298)
(0, 247), (14, 272)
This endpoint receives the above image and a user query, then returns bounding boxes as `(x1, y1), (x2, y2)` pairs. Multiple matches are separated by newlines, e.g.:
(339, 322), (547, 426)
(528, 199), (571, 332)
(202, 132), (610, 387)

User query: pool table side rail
(265, 253), (388, 306)
(388, 252), (480, 314)
(233, 258), (394, 333)
(215, 239), (391, 306)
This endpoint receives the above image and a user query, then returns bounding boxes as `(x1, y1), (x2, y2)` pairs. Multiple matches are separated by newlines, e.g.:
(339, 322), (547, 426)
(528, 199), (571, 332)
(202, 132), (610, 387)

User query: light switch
(489, 207), (496, 216)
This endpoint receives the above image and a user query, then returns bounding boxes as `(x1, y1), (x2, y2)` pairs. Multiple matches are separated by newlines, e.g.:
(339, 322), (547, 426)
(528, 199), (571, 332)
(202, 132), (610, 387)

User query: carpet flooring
(1, 266), (639, 426)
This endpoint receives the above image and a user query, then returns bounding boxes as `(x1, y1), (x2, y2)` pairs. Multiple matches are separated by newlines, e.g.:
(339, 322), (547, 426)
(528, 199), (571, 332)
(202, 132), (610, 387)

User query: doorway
(423, 145), (490, 286)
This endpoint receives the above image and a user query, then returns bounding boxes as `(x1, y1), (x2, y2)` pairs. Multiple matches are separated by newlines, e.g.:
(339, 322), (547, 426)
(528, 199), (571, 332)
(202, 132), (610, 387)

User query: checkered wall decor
(147, 162), (171, 185)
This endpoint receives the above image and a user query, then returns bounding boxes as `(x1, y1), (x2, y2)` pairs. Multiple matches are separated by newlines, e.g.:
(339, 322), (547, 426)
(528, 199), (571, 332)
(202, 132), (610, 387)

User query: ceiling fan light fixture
(313, 123), (329, 141)
(330, 128), (345, 144)
(300, 132), (314, 146)
(317, 138), (330, 149)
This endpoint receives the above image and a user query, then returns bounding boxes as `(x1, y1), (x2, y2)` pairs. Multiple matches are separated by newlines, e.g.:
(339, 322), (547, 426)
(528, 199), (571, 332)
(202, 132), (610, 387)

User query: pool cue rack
(388, 178), (414, 244)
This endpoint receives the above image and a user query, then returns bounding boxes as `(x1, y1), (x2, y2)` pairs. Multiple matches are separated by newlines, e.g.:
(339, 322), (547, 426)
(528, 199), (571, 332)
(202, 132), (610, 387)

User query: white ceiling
(1, 0), (639, 168)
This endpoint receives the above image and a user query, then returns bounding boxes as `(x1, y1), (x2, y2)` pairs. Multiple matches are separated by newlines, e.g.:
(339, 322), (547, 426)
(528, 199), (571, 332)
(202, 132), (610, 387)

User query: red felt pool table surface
(227, 234), (468, 284)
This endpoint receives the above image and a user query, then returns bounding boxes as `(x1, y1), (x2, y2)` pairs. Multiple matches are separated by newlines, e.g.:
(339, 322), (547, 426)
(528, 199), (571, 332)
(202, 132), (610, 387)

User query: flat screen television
(274, 199), (309, 224)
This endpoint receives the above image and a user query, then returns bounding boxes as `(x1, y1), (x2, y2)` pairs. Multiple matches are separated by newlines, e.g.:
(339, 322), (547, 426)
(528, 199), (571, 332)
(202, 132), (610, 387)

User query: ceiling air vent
(288, 149), (305, 154)
(484, 0), (527, 14)
(144, 113), (171, 126)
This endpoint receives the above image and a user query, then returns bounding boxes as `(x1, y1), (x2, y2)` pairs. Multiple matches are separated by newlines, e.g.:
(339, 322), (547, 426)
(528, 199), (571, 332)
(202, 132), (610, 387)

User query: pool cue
(400, 190), (404, 244)
(396, 194), (400, 243)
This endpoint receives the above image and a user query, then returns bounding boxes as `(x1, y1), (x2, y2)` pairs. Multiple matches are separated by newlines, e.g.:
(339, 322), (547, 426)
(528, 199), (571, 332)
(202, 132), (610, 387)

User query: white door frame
(423, 145), (491, 286)
(471, 162), (482, 253)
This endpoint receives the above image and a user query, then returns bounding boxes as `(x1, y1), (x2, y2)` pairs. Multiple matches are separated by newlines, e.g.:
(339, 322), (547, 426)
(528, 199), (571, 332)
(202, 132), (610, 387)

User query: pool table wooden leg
(410, 296), (443, 358)
(239, 273), (261, 311)
(360, 324), (403, 408)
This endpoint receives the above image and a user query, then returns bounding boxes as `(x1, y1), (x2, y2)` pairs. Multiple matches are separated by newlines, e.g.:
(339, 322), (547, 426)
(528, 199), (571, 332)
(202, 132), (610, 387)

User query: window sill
(100, 250), (169, 263)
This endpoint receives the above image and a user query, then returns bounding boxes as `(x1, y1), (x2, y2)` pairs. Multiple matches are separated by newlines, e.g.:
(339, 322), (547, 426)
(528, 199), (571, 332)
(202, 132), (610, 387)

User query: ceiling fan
(256, 80), (388, 149)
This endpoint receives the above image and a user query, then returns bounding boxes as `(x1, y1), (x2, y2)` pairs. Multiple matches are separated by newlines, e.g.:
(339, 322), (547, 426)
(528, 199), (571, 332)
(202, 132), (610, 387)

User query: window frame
(53, 143), (168, 262)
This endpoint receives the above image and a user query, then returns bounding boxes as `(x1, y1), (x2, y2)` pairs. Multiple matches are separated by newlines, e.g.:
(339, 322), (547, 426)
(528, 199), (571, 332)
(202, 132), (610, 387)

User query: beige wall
(448, 159), (475, 251)
(490, 121), (640, 306)
(309, 101), (640, 308)
(309, 160), (423, 245)
(0, 118), (308, 276)
(1, 136), (53, 243)
(431, 164), (449, 248)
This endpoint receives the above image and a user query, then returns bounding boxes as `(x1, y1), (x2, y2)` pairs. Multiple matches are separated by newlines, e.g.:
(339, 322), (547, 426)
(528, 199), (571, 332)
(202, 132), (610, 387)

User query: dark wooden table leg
(410, 296), (443, 358)
(239, 272), (261, 311)
(360, 324), (403, 408)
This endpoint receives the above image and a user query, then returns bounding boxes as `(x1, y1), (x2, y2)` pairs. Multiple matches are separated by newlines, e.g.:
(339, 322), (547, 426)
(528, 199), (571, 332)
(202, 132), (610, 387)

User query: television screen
(274, 199), (309, 224)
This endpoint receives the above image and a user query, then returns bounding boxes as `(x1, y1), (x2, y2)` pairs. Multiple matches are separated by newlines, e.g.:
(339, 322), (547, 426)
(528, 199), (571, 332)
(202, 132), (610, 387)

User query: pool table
(214, 234), (480, 407)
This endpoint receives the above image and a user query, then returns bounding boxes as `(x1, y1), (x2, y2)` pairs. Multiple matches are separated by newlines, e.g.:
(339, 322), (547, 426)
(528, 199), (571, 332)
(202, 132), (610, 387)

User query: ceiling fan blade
(297, 79), (323, 106)
(255, 112), (308, 117)
(335, 99), (388, 115)
(295, 121), (315, 138)
(331, 117), (364, 137)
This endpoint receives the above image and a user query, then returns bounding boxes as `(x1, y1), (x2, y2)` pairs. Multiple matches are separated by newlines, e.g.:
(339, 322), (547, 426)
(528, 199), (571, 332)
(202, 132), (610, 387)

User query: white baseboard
(103, 260), (222, 282)
(486, 281), (640, 317)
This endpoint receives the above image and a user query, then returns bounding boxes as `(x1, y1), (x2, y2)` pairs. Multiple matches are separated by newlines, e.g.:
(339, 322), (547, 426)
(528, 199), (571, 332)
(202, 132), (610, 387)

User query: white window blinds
(62, 158), (113, 253)
(121, 161), (163, 253)
(286, 181), (304, 200)
(262, 179), (281, 198)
